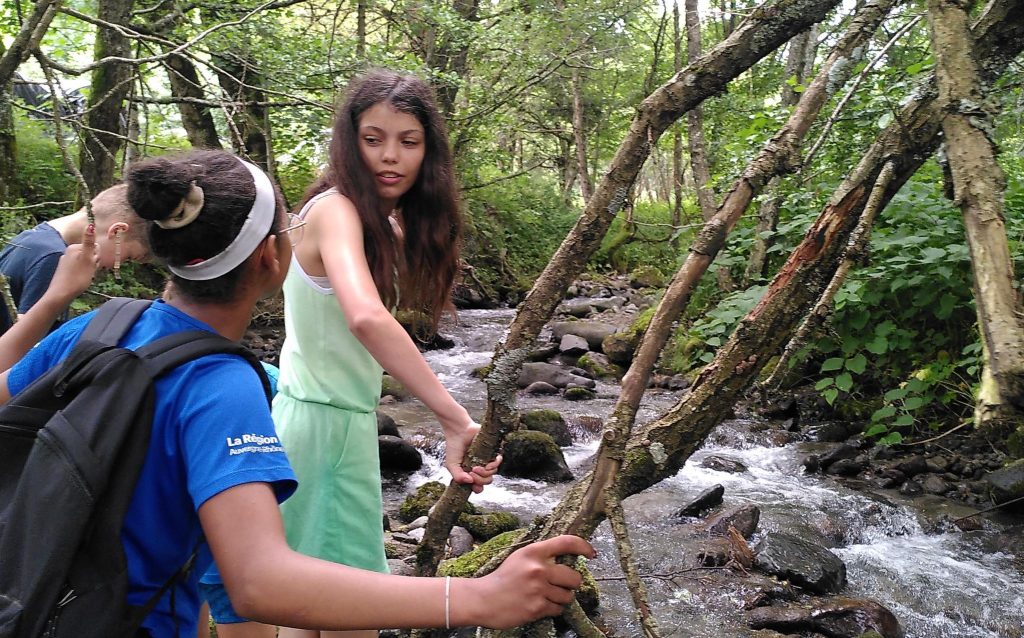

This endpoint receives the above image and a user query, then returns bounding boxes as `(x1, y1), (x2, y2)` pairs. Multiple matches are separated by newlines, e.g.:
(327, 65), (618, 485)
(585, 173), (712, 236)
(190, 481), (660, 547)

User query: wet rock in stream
(747, 597), (904, 638)
(753, 532), (848, 594)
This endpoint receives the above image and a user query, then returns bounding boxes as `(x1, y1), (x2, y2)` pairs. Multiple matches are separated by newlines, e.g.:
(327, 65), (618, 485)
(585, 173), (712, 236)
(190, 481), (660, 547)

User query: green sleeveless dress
(274, 189), (389, 573)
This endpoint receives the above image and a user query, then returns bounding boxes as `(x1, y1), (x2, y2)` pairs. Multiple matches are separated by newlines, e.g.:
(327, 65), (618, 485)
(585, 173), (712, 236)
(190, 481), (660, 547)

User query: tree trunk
(213, 53), (272, 172)
(356, 0), (367, 60)
(429, 0), (479, 118)
(164, 51), (222, 149)
(684, 0), (715, 222)
(671, 1), (684, 235)
(927, 0), (1024, 432)
(571, 68), (593, 203)
(415, 0), (845, 577)
(78, 0), (135, 194)
(744, 26), (818, 286)
(0, 40), (14, 204)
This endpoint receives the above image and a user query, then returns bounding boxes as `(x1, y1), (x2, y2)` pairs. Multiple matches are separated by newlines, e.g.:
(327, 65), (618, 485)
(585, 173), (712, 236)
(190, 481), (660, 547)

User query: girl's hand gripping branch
(466, 534), (597, 628)
(444, 419), (501, 494)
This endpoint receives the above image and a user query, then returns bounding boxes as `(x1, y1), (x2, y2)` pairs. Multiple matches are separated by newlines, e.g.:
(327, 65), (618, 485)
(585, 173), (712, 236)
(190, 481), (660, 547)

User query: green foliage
(594, 200), (688, 274)
(462, 174), (577, 299)
(10, 115), (77, 210)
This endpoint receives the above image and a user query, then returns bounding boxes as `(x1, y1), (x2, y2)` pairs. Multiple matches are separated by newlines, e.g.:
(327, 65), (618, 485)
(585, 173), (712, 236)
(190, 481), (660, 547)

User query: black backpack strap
(135, 330), (273, 407)
(79, 298), (152, 345)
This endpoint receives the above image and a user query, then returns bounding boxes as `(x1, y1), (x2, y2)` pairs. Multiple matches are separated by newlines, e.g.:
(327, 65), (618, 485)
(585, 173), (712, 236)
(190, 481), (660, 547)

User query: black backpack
(0, 298), (271, 638)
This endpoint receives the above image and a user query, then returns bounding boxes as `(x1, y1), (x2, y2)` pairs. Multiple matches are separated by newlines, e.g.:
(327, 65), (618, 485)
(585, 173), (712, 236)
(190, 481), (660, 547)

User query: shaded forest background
(3, 0), (1021, 450)
(4, 0), (1024, 633)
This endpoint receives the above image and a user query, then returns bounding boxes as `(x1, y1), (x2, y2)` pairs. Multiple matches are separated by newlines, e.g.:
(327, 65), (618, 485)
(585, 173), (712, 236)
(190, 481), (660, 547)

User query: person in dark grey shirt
(0, 185), (149, 334)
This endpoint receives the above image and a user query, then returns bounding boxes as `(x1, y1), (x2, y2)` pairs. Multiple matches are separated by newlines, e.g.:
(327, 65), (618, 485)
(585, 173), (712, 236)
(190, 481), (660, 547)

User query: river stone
(602, 331), (639, 365)
(806, 421), (860, 442)
(590, 295), (626, 312)
(577, 352), (623, 380)
(701, 455), (749, 474)
(564, 386), (597, 401)
(448, 526), (475, 558)
(559, 299), (599, 318)
(747, 597), (904, 638)
(381, 374), (410, 400)
(499, 430), (574, 482)
(457, 511), (520, 541)
(753, 532), (847, 594)
(523, 381), (559, 395)
(826, 457), (867, 476)
(516, 362), (596, 389)
(896, 454), (928, 477)
(984, 459), (1024, 509)
(527, 344), (560, 362)
(549, 321), (618, 350)
(921, 474), (950, 495)
(559, 333), (590, 355)
(899, 480), (923, 496)
(675, 484), (725, 518)
(705, 504), (761, 539)
(818, 443), (860, 470)
(520, 409), (572, 447)
(398, 481), (478, 522)
(378, 435), (423, 472)
(377, 411), (400, 437)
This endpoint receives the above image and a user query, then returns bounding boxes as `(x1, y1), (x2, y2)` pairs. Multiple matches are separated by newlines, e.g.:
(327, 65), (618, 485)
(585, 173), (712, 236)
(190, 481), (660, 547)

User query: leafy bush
(11, 115), (77, 211)
(462, 174), (577, 300)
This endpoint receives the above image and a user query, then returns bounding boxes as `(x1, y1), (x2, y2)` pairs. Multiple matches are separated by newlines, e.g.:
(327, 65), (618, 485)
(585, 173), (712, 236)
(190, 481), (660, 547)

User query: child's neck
(46, 210), (89, 245)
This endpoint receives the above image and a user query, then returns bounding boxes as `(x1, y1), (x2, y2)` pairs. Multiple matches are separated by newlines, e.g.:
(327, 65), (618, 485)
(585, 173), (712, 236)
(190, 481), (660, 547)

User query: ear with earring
(113, 229), (122, 281)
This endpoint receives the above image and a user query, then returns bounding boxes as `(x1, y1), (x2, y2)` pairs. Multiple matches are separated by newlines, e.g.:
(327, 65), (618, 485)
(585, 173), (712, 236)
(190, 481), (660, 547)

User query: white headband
(168, 159), (276, 281)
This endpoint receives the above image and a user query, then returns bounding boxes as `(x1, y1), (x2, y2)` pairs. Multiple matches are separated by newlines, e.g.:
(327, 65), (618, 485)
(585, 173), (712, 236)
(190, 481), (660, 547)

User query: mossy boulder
(438, 530), (524, 577)
(564, 386), (597, 401)
(381, 374), (411, 400)
(457, 511), (521, 541)
(398, 481), (479, 522)
(602, 331), (640, 366)
(520, 409), (572, 446)
(500, 431), (574, 482)
(577, 352), (624, 380)
(629, 265), (665, 289)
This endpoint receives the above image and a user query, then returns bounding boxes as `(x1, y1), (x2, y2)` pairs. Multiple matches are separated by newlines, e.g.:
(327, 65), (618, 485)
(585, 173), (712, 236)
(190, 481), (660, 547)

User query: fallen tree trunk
(416, 0), (845, 576)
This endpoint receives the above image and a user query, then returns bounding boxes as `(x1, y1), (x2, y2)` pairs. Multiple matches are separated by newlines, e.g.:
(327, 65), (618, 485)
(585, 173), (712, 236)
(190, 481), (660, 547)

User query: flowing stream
(380, 309), (1024, 638)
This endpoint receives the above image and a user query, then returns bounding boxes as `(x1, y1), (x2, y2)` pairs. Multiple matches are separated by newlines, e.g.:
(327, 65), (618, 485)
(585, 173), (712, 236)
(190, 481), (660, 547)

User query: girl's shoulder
(302, 188), (358, 222)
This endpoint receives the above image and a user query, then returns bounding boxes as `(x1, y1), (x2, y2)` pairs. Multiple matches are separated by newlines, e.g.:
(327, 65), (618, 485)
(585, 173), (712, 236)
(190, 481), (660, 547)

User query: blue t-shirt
(0, 222), (69, 334)
(7, 300), (297, 638)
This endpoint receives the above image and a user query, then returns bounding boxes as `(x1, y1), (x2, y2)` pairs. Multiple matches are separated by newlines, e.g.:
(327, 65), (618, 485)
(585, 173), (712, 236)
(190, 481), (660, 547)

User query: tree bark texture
(571, 68), (593, 203)
(520, 0), (1024, 549)
(0, 40), (14, 203)
(927, 0), (1024, 429)
(415, 0), (846, 577)
(164, 51), (222, 149)
(78, 0), (135, 193)
(672, 1), (684, 233)
(745, 26), (818, 285)
(684, 0), (715, 222)
(214, 53), (272, 171)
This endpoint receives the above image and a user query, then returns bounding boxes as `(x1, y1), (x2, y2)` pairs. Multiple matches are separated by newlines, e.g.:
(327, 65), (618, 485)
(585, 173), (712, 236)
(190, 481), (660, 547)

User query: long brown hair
(301, 69), (462, 329)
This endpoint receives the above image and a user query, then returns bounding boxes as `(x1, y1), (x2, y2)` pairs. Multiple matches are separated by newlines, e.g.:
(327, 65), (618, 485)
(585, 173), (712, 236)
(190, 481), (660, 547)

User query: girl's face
(357, 102), (426, 211)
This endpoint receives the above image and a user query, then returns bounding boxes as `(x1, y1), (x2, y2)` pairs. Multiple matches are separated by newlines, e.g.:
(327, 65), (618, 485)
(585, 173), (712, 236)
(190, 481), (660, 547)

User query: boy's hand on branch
(468, 535), (596, 629)
(444, 419), (501, 494)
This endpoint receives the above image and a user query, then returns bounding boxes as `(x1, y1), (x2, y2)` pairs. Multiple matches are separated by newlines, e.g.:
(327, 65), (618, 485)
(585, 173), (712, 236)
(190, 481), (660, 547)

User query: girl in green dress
(214, 70), (501, 638)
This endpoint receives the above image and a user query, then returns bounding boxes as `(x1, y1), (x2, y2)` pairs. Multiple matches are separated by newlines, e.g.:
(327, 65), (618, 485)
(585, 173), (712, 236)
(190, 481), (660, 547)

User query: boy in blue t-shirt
(0, 185), (149, 334)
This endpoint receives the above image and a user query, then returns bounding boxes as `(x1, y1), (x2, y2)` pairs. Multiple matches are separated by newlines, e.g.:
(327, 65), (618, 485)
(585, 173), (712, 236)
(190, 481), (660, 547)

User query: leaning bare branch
(561, 599), (606, 638)
(33, 51), (92, 221)
(607, 493), (661, 638)
(0, 200), (75, 211)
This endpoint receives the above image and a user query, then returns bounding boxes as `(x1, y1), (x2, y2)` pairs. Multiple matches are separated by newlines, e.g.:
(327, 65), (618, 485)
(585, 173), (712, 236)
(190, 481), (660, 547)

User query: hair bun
(127, 157), (202, 222)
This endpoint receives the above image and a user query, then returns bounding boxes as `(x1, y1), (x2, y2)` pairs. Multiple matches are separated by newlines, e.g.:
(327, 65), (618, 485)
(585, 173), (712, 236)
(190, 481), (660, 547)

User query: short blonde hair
(87, 184), (148, 246)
